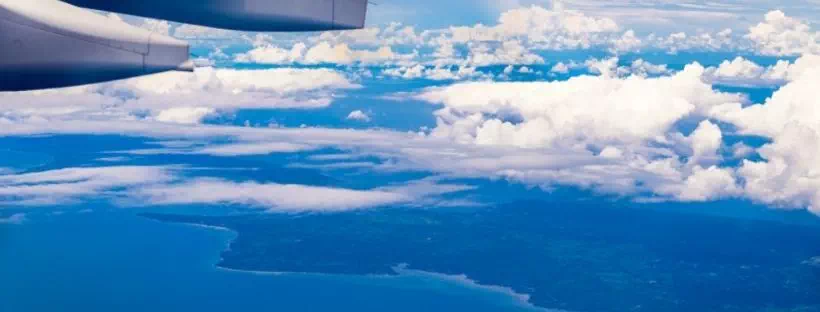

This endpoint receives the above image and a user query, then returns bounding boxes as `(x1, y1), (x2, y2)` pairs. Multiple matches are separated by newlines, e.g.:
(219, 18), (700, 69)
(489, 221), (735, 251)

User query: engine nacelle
(62, 0), (368, 32)
(0, 0), (191, 91)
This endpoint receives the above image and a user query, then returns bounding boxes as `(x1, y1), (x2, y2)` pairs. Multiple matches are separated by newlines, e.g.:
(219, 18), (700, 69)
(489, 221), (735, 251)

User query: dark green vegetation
(144, 202), (820, 312)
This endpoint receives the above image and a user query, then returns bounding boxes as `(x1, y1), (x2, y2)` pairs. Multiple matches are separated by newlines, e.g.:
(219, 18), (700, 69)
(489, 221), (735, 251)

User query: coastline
(149, 214), (559, 312)
(213, 262), (558, 312)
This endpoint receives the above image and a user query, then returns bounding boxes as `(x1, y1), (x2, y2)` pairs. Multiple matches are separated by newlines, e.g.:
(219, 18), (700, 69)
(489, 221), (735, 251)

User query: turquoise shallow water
(0, 207), (550, 312)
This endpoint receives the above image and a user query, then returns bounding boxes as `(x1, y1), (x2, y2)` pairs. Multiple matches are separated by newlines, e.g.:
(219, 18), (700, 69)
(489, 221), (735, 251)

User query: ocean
(0, 207), (549, 312)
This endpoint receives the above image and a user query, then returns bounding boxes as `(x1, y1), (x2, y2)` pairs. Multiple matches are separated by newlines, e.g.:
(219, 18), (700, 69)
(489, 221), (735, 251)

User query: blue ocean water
(0, 207), (549, 312)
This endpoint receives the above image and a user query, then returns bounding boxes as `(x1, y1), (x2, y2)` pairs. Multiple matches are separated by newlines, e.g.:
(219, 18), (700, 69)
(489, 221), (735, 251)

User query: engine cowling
(62, 0), (368, 32)
(0, 0), (191, 92)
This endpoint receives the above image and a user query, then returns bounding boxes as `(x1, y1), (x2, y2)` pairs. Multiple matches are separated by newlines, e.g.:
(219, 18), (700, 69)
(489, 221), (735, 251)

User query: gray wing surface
(0, 0), (367, 92)
(0, 0), (191, 91)
(62, 0), (368, 32)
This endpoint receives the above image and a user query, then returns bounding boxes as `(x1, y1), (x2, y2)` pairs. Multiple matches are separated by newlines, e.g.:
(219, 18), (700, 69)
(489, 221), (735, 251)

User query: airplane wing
(0, 0), (192, 92)
(62, 0), (369, 32)
(0, 0), (368, 92)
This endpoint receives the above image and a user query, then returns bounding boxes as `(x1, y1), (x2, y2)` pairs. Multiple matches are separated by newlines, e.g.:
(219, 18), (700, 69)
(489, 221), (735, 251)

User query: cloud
(419, 5), (634, 64)
(448, 5), (619, 47)
(11, 51), (820, 214)
(557, 2), (742, 31)
(608, 58), (672, 77)
(155, 107), (217, 125)
(173, 24), (235, 41)
(310, 22), (425, 47)
(550, 62), (573, 74)
(306, 42), (417, 65)
(703, 54), (820, 87)
(98, 3), (814, 76)
(288, 161), (378, 171)
(195, 142), (315, 157)
(464, 40), (545, 66)
(418, 63), (737, 148)
(305, 4), (621, 55)
(0, 167), (173, 205)
(140, 18), (172, 36)
(346, 110), (372, 122)
(382, 65), (486, 81)
(609, 30), (642, 53)
(6, 17), (820, 215)
(0, 166), (473, 212)
(3, 59), (750, 207)
(214, 7), (820, 71)
(710, 61), (820, 214)
(0, 213), (26, 225)
(224, 5), (627, 68)
(703, 56), (773, 86)
(233, 43), (307, 64)
(408, 62), (749, 201)
(135, 177), (475, 212)
(585, 57), (671, 78)
(672, 166), (741, 202)
(96, 156), (130, 163)
(731, 142), (756, 159)
(0, 68), (359, 125)
(132, 178), (411, 212)
(646, 29), (736, 54)
(746, 10), (820, 56)
(0, 64), (817, 214)
(686, 120), (724, 168)
(235, 41), (418, 65)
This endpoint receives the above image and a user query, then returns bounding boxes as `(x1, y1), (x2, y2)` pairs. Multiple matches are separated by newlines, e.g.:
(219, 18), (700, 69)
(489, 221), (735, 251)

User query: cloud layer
(204, 7), (820, 73)
(0, 166), (471, 212)
(0, 67), (358, 125)
(4, 4), (820, 216)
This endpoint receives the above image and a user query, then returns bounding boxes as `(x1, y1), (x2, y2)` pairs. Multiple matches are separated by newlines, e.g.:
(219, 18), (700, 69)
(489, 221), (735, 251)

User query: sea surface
(0, 207), (549, 312)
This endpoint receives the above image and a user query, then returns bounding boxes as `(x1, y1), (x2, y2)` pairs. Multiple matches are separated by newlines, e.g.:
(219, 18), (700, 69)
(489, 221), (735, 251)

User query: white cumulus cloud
(711, 62), (820, 214)
(703, 54), (820, 87)
(746, 10), (820, 56)
(346, 110), (372, 122)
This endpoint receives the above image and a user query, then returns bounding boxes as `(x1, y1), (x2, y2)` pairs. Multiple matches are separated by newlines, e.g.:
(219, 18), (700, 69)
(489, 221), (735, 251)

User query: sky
(3, 0), (820, 218)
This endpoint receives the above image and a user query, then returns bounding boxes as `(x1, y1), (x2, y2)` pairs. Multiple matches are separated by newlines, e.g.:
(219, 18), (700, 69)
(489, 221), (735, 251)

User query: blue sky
(2, 0), (820, 219)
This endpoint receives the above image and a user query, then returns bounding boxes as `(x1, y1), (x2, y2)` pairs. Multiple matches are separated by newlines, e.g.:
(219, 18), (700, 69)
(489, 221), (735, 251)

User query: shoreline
(151, 215), (560, 312)
(213, 262), (559, 312)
